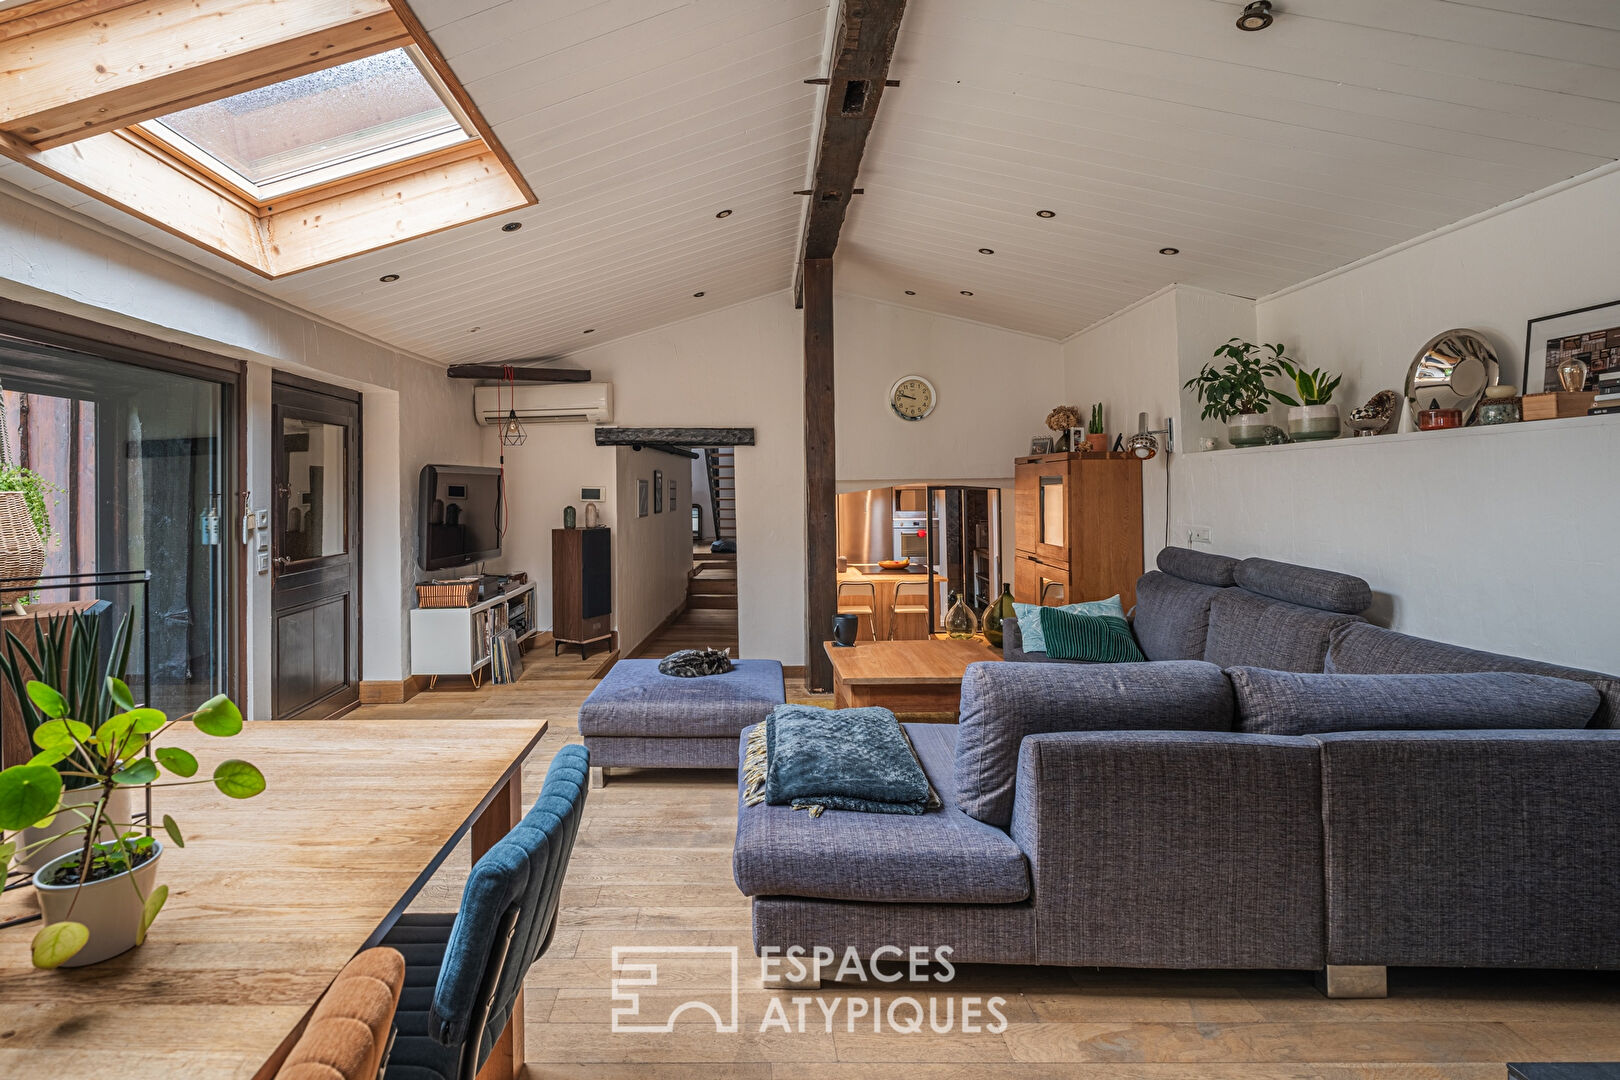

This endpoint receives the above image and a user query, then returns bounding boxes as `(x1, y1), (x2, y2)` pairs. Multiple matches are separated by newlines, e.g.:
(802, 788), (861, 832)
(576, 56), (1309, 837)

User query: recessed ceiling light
(1159, 247), (1180, 255)
(583, 329), (595, 334)
(693, 291), (706, 298)
(960, 290), (974, 297)
(501, 221), (523, 232)
(715, 209), (732, 218)
(1036, 209), (1056, 218)
(904, 290), (916, 295)
(978, 248), (995, 255)
(1236, 0), (1273, 31)
(379, 273), (400, 282)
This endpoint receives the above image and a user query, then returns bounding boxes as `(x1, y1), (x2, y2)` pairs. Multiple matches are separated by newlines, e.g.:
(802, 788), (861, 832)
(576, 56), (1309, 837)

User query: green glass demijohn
(981, 583), (1015, 648)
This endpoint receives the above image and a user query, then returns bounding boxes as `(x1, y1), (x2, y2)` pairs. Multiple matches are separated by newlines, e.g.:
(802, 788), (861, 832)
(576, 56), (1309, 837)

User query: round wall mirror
(1405, 329), (1500, 426)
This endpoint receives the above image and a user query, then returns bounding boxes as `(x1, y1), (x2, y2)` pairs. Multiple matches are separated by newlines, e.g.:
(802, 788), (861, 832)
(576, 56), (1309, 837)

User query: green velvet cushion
(1038, 607), (1147, 663)
(1013, 595), (1124, 653)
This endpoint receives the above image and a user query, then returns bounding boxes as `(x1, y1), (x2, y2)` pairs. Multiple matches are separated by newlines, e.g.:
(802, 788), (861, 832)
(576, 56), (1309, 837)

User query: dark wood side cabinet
(553, 527), (613, 658)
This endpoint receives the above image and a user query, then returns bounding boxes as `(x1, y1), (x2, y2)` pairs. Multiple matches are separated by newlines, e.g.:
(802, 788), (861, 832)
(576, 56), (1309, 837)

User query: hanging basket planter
(0, 488), (45, 609)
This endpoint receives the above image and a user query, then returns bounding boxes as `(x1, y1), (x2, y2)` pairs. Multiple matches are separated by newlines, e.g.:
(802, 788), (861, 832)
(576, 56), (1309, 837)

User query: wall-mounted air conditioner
(473, 383), (613, 425)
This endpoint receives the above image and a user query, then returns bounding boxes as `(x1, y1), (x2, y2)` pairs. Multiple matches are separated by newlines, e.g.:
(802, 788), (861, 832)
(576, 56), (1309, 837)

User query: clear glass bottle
(944, 591), (977, 639)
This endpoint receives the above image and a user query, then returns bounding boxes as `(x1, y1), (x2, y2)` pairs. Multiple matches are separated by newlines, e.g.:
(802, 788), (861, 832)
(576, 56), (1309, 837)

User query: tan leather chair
(836, 580), (878, 640)
(889, 580), (931, 639)
(277, 947), (406, 1080)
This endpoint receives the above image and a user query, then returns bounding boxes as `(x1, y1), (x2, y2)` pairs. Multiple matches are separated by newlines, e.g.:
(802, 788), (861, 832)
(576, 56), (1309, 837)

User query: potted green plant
(1184, 339), (1295, 447)
(0, 610), (135, 872)
(0, 461), (61, 613)
(0, 677), (264, 968)
(1085, 403), (1107, 453)
(1275, 360), (1344, 441)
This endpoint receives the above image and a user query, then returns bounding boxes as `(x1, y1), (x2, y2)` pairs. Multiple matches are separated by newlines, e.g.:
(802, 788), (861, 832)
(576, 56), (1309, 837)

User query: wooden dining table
(0, 717), (548, 1080)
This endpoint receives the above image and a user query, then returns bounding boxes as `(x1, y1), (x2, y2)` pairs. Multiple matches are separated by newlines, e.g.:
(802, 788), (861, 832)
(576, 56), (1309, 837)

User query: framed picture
(1526, 299), (1620, 392)
(1030, 435), (1053, 455)
(653, 469), (663, 513)
(638, 479), (649, 517)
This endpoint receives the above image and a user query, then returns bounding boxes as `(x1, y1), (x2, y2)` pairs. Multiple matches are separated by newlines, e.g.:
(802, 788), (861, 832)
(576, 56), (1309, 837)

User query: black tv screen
(418, 464), (502, 571)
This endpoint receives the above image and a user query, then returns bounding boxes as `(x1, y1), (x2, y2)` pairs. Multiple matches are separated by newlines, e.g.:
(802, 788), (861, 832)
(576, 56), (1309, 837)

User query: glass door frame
(0, 298), (246, 704)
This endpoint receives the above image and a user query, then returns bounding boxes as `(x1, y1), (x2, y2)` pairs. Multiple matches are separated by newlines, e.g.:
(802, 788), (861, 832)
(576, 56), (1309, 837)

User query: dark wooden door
(271, 377), (360, 720)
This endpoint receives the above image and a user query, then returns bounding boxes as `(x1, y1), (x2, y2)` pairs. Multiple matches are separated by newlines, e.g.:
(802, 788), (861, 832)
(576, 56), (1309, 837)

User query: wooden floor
(357, 665), (1620, 1079)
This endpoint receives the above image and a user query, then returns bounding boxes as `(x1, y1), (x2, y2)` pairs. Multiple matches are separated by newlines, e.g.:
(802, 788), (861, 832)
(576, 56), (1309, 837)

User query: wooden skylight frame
(0, 0), (535, 277)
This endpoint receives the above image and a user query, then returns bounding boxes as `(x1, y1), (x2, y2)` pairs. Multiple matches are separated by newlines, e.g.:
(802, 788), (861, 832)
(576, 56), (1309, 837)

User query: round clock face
(889, 375), (936, 421)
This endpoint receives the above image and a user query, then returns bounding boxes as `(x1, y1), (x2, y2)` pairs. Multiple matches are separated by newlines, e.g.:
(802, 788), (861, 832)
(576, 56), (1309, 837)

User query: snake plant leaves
(213, 759), (265, 799)
(161, 814), (185, 848)
(25, 680), (67, 720)
(192, 695), (243, 737)
(155, 747), (199, 778)
(112, 758), (160, 786)
(0, 763), (63, 830)
(135, 884), (169, 946)
(31, 921), (89, 969)
(107, 676), (135, 713)
(0, 839), (13, 881)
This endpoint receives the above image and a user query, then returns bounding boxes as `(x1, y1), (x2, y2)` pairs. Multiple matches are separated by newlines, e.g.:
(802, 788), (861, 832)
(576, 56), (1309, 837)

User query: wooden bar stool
(836, 580), (878, 641)
(889, 580), (931, 640)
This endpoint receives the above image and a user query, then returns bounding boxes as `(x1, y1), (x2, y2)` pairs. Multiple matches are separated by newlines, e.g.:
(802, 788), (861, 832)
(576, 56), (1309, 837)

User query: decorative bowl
(878, 559), (910, 570)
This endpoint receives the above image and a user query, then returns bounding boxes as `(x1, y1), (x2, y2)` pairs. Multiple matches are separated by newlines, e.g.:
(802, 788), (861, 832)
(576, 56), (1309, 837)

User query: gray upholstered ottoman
(578, 658), (786, 786)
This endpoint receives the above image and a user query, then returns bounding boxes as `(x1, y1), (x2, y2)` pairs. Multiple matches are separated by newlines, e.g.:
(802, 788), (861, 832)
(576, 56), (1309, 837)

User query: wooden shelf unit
(409, 581), (538, 688)
(1013, 451), (1143, 609)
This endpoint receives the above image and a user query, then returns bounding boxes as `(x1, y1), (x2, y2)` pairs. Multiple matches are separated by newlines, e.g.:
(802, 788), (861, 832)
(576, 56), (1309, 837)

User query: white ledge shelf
(1185, 410), (1619, 458)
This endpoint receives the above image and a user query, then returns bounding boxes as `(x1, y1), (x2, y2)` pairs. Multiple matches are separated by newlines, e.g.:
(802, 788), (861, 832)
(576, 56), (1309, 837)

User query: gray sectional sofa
(732, 548), (1620, 994)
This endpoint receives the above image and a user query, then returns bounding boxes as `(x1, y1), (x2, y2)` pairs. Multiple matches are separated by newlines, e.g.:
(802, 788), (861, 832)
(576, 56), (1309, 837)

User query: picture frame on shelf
(638, 479), (649, 517)
(1526, 299), (1620, 393)
(1030, 435), (1053, 455)
(653, 469), (664, 513)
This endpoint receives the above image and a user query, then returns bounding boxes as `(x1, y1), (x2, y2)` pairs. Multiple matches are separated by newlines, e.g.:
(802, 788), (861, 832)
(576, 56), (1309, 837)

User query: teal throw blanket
(743, 704), (939, 817)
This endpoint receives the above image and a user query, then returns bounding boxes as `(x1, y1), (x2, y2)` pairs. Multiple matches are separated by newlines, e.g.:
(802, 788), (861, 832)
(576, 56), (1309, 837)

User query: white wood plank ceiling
(3, 0), (1619, 355)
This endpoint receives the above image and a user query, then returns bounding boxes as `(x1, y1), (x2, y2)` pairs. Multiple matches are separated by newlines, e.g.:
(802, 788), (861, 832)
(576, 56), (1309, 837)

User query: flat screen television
(418, 464), (502, 571)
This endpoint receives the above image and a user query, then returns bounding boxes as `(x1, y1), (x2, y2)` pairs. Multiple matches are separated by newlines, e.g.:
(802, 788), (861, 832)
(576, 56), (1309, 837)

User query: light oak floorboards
(364, 663), (1620, 1078)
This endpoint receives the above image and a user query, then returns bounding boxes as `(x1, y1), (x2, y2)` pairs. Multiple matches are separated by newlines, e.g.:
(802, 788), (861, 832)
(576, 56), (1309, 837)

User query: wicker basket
(0, 489), (44, 605)
(416, 578), (479, 608)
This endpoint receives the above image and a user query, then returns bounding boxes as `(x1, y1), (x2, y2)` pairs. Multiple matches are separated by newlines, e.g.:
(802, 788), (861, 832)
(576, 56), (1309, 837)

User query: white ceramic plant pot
(32, 839), (163, 967)
(19, 783), (132, 874)
(1287, 403), (1341, 441)
(1226, 412), (1273, 447)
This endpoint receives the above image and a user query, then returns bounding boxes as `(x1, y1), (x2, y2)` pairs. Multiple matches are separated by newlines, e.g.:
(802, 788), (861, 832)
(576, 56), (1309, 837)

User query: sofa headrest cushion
(1233, 558), (1372, 614)
(1227, 666), (1602, 736)
(955, 660), (1234, 828)
(1156, 546), (1239, 587)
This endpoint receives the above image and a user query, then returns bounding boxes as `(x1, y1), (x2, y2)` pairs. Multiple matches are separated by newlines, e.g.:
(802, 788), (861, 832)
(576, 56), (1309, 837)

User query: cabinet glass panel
(279, 417), (348, 559)
(1039, 475), (1065, 547)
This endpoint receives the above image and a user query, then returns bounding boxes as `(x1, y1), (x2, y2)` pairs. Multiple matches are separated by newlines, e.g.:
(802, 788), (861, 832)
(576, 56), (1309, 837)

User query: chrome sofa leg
(1318, 965), (1387, 998)
(590, 766), (606, 789)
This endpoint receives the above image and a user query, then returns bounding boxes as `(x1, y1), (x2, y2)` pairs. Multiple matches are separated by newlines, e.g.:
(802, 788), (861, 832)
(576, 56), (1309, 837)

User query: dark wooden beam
(804, 257), (836, 691)
(796, 0), (907, 285)
(445, 364), (591, 382)
(594, 427), (754, 447)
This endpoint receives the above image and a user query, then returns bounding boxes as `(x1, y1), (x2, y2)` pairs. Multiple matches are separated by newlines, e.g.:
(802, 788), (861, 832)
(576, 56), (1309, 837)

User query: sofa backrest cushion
(1156, 546), (1239, 587)
(1325, 621), (1620, 729)
(955, 660), (1234, 828)
(1132, 570), (1225, 661)
(1227, 666), (1601, 735)
(1233, 558), (1373, 615)
(1012, 595), (1125, 653)
(1203, 589), (1363, 672)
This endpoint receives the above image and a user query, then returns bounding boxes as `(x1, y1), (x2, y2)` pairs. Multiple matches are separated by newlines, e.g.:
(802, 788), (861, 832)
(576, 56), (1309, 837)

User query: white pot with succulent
(1277, 361), (1344, 441)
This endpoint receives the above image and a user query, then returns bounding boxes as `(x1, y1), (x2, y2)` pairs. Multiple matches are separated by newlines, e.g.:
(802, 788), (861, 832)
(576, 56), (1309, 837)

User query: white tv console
(409, 581), (539, 688)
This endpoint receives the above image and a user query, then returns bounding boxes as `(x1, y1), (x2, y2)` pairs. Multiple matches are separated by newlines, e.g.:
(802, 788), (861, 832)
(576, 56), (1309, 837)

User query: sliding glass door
(0, 331), (236, 714)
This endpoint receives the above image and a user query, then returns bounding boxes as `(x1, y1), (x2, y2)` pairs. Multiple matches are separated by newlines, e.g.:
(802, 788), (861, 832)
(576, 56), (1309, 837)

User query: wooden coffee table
(823, 638), (1001, 718)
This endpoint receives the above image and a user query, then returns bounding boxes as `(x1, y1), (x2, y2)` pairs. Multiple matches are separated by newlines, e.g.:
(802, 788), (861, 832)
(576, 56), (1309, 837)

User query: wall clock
(889, 375), (937, 421)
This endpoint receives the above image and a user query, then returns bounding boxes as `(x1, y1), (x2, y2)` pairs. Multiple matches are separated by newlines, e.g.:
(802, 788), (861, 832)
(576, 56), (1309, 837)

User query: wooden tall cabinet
(552, 527), (613, 657)
(1013, 452), (1144, 609)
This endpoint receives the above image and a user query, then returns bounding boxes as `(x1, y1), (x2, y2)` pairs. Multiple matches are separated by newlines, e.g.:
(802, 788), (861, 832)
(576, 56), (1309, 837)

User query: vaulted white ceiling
(3, 0), (1619, 357)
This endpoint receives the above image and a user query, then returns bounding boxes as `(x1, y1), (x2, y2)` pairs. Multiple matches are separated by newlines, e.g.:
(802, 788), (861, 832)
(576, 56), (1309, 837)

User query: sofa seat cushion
(733, 723), (1030, 904)
(578, 658), (785, 738)
(1131, 570), (1224, 661)
(1156, 545), (1239, 587)
(955, 660), (1235, 828)
(1204, 589), (1363, 672)
(1234, 558), (1373, 615)
(1326, 622), (1620, 729)
(1227, 667), (1601, 736)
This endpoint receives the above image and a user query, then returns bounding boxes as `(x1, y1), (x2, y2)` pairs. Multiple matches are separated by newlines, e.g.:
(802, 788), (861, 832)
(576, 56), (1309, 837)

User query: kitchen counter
(838, 568), (936, 640)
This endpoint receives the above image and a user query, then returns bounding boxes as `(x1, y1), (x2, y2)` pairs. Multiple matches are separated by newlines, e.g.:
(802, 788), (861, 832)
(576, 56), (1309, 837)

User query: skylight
(141, 48), (475, 201)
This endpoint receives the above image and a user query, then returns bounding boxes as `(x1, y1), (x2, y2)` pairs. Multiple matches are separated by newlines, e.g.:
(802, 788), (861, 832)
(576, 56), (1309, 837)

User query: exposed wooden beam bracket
(594, 427), (756, 448)
(446, 364), (592, 382)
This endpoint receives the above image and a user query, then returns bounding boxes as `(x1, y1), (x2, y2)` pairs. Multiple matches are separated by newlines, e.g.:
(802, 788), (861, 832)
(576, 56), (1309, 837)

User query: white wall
(0, 189), (482, 716)
(610, 446), (693, 653)
(1171, 167), (1620, 672)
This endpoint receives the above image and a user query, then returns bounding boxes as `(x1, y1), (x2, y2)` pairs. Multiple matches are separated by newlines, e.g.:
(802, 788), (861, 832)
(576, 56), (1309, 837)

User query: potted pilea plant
(0, 609), (135, 872)
(1184, 338), (1295, 447)
(1276, 360), (1344, 441)
(1085, 403), (1107, 452)
(0, 676), (264, 968)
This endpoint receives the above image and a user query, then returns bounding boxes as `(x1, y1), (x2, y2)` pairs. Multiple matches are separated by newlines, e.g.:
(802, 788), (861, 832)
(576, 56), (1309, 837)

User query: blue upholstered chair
(382, 744), (589, 1080)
